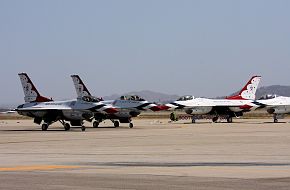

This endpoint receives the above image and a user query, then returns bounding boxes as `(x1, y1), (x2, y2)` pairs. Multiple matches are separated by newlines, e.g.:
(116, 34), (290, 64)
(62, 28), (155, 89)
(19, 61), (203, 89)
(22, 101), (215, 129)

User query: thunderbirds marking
(164, 76), (262, 123)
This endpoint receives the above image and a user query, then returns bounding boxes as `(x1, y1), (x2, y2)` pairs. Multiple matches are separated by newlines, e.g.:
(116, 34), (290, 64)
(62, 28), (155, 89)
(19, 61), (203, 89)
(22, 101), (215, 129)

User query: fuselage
(16, 98), (160, 121)
(166, 96), (258, 115)
(255, 96), (290, 114)
(16, 99), (96, 121)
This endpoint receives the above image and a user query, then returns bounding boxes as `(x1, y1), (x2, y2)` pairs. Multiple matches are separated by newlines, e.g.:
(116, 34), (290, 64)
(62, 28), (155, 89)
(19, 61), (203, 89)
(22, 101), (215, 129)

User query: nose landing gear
(41, 123), (49, 131)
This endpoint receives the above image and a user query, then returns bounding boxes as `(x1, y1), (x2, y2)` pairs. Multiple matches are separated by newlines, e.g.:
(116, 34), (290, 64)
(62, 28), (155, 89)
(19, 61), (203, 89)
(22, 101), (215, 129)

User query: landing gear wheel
(114, 121), (120, 128)
(42, 123), (48, 131)
(227, 117), (233, 123)
(191, 118), (196, 123)
(64, 123), (70, 131)
(212, 117), (219, 123)
(93, 121), (99, 128)
(274, 114), (278, 123)
(81, 125), (86, 131)
(129, 123), (134, 128)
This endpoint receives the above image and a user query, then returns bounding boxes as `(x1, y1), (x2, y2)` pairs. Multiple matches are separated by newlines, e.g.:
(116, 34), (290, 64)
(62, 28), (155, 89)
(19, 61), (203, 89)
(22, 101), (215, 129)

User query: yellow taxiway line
(0, 165), (80, 172)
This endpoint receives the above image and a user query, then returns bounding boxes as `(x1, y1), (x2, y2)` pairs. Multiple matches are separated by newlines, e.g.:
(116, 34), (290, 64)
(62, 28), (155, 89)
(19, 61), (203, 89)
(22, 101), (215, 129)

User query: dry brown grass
(0, 113), (30, 120)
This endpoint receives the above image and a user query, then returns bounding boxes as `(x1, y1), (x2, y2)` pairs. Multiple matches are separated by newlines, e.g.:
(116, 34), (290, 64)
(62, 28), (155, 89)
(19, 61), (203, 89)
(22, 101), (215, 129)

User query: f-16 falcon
(16, 73), (117, 131)
(164, 76), (261, 123)
(255, 94), (290, 123)
(71, 75), (164, 128)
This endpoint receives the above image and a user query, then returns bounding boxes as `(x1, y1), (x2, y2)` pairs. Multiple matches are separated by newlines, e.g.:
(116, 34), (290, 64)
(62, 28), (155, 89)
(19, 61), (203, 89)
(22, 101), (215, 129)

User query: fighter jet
(164, 76), (262, 123)
(71, 75), (164, 128)
(16, 73), (117, 131)
(255, 94), (290, 123)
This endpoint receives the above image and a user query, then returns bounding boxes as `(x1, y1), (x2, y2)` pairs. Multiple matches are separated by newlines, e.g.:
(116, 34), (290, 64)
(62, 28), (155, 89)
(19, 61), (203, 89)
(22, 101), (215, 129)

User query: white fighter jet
(164, 76), (262, 123)
(255, 94), (290, 123)
(71, 75), (164, 128)
(16, 73), (117, 131)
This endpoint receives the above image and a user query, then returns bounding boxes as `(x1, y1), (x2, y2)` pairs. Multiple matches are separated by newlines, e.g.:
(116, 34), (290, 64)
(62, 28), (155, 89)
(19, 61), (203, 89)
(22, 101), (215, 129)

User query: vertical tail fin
(227, 76), (261, 100)
(18, 73), (52, 103)
(71, 75), (91, 98)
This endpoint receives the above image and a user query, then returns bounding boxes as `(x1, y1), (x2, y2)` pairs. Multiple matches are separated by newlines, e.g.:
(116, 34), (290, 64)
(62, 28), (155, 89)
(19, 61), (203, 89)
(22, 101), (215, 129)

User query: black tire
(64, 123), (70, 131)
(129, 123), (133, 128)
(227, 117), (233, 123)
(42, 123), (48, 131)
(81, 126), (86, 131)
(93, 121), (99, 128)
(212, 117), (218, 123)
(114, 121), (120, 128)
(192, 119), (196, 123)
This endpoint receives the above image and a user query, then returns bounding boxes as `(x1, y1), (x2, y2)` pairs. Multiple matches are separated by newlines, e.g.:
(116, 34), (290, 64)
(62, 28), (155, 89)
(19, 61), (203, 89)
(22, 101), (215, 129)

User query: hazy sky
(1, 0), (290, 105)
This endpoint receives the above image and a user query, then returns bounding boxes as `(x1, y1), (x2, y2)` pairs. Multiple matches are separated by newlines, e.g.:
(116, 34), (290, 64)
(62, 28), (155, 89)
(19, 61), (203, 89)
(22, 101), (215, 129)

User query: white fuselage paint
(256, 96), (290, 114)
(166, 97), (258, 115)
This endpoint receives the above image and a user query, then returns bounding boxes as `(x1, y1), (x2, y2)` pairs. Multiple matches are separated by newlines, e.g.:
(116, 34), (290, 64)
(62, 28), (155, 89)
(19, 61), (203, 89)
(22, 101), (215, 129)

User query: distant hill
(256, 85), (290, 98)
(103, 86), (290, 103)
(1, 86), (290, 109)
(103, 90), (180, 103)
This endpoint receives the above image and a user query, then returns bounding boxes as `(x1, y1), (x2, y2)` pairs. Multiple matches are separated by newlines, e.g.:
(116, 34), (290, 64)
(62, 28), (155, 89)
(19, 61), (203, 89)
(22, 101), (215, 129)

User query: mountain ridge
(103, 85), (290, 102)
(2, 85), (290, 108)
(103, 90), (180, 103)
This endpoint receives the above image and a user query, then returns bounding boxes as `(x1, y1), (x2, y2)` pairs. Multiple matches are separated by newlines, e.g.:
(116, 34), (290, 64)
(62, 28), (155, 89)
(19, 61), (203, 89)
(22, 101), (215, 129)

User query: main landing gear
(113, 120), (120, 128)
(212, 116), (233, 123)
(273, 114), (278, 123)
(111, 119), (134, 128)
(93, 118), (134, 128)
(41, 120), (85, 132)
(60, 120), (71, 131)
(41, 123), (49, 131)
(93, 121), (100, 128)
(128, 118), (134, 128)
(226, 116), (233, 123)
(212, 116), (219, 123)
(64, 123), (71, 131)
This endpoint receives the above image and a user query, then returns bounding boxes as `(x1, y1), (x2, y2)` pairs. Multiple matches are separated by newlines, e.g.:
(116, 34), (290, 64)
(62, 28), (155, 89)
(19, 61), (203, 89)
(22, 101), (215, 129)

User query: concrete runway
(0, 118), (290, 189)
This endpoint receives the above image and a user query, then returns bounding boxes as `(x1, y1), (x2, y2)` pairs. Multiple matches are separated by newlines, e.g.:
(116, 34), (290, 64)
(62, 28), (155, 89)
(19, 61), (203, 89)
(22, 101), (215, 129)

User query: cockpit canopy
(258, 94), (277, 100)
(177, 95), (194, 101)
(82, 96), (103, 103)
(119, 95), (145, 101)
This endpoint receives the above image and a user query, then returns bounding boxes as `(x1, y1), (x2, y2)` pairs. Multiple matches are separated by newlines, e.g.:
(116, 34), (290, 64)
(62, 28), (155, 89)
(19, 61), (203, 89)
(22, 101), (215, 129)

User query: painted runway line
(0, 165), (80, 172)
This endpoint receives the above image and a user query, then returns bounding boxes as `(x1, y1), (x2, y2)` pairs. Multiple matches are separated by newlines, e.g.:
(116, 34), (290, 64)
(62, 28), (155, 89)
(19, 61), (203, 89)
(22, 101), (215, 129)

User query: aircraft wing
(16, 108), (73, 111)
(16, 105), (73, 111)
(165, 99), (258, 114)
(0, 110), (16, 114)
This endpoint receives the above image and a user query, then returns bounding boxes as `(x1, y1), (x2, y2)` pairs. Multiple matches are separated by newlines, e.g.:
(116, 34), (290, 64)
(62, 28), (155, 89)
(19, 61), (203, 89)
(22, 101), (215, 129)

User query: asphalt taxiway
(0, 118), (290, 189)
